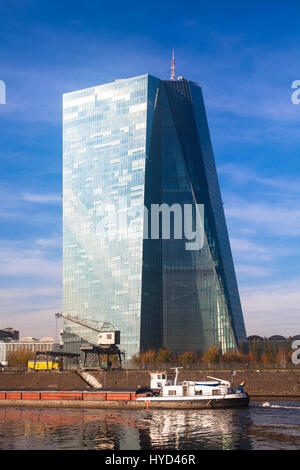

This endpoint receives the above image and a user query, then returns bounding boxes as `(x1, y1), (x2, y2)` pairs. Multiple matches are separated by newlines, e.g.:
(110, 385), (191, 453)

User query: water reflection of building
(0, 408), (117, 450)
(147, 409), (252, 450)
(0, 407), (252, 450)
(117, 426), (142, 450)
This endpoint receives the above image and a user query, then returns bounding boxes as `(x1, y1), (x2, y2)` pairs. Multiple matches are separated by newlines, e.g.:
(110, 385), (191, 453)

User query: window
(195, 390), (202, 396)
(212, 390), (221, 395)
(168, 390), (176, 396)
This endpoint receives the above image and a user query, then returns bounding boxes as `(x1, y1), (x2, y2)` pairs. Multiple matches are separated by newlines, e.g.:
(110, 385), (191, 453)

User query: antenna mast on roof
(171, 48), (175, 80)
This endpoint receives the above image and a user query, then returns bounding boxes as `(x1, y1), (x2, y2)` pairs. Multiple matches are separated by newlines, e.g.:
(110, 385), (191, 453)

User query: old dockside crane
(54, 312), (125, 369)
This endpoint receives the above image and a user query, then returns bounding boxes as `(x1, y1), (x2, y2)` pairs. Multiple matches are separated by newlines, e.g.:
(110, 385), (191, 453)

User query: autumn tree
(247, 350), (258, 364)
(178, 351), (197, 365)
(222, 351), (244, 363)
(261, 352), (274, 365)
(248, 339), (261, 362)
(203, 346), (221, 363)
(276, 349), (287, 367)
(132, 352), (142, 367)
(7, 349), (34, 367)
(140, 349), (157, 366)
(156, 348), (172, 364)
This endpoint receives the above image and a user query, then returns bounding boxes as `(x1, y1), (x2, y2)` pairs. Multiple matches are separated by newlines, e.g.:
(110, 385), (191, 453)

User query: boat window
(168, 390), (176, 396)
(162, 374), (165, 379)
(195, 390), (202, 395)
(212, 390), (221, 395)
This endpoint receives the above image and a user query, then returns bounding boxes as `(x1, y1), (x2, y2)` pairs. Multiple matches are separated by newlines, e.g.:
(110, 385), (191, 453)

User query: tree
(261, 352), (274, 365)
(156, 348), (172, 364)
(272, 341), (279, 358)
(276, 349), (286, 367)
(7, 349), (34, 367)
(132, 352), (142, 367)
(238, 340), (246, 355)
(222, 351), (244, 363)
(140, 349), (157, 366)
(247, 350), (258, 364)
(203, 346), (221, 363)
(178, 351), (197, 365)
(251, 339), (261, 362)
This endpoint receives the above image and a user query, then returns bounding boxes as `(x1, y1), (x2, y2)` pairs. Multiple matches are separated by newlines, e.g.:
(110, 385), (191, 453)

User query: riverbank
(0, 369), (299, 397)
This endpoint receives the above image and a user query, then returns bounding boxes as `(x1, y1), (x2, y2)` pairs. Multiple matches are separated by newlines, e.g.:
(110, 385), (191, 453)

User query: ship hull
(0, 394), (249, 410)
(136, 395), (250, 409)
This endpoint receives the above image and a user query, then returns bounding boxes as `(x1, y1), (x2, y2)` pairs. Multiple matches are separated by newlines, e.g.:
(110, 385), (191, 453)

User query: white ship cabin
(150, 372), (174, 389)
(150, 371), (233, 397)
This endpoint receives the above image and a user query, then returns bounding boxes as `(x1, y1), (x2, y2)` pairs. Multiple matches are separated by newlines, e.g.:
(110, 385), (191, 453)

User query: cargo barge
(0, 370), (249, 409)
(0, 389), (150, 409)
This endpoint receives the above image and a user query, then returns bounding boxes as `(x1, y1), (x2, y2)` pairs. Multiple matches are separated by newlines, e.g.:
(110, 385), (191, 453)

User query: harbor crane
(54, 312), (125, 369)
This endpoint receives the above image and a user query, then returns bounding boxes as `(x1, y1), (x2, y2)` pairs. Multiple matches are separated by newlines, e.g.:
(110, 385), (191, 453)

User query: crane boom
(54, 312), (116, 334)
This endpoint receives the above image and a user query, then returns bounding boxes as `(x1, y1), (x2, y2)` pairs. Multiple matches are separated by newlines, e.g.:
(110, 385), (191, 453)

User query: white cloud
(0, 187), (61, 229)
(0, 307), (61, 339)
(0, 249), (62, 338)
(0, 286), (61, 302)
(235, 264), (271, 277)
(219, 163), (300, 194)
(225, 199), (300, 236)
(230, 237), (273, 261)
(240, 279), (300, 336)
(0, 247), (61, 279)
(0, 285), (62, 338)
(207, 86), (300, 122)
(36, 236), (62, 248)
(22, 193), (61, 204)
(219, 165), (300, 241)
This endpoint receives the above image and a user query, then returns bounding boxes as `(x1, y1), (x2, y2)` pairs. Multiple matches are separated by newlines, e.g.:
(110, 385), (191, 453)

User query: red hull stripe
(0, 391), (139, 401)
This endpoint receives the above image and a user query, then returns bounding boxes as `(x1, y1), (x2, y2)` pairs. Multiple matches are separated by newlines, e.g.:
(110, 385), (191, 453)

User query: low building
(247, 335), (299, 354)
(1, 338), (61, 365)
(0, 328), (19, 342)
(0, 342), (6, 365)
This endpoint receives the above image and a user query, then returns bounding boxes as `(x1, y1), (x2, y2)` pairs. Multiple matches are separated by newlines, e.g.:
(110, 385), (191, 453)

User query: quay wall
(90, 369), (300, 397)
(0, 371), (89, 390)
(0, 370), (299, 397)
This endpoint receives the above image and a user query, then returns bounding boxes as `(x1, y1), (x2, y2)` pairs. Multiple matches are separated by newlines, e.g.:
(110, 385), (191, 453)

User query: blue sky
(0, 0), (299, 339)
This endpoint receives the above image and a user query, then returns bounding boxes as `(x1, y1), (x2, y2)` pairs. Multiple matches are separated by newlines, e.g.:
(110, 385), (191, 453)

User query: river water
(0, 401), (299, 450)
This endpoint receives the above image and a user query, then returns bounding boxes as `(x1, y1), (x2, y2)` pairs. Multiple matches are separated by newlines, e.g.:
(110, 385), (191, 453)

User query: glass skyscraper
(63, 74), (247, 359)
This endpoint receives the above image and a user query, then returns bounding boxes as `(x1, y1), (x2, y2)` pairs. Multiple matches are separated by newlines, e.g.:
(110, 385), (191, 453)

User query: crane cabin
(97, 330), (120, 346)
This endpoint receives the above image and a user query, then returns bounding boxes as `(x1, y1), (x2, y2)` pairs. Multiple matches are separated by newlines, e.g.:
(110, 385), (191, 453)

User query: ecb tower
(63, 74), (247, 359)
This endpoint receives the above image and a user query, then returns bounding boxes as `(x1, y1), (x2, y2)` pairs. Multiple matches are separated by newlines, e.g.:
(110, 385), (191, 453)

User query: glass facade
(63, 75), (247, 359)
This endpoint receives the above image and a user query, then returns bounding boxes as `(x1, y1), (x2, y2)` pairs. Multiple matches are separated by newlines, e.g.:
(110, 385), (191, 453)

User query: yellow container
(28, 361), (59, 370)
